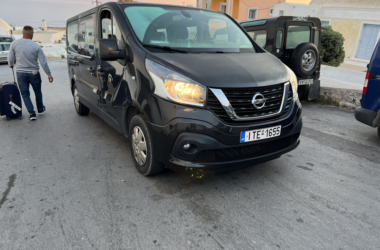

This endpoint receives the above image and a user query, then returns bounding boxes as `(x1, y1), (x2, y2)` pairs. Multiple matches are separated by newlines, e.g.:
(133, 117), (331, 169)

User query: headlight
(146, 59), (206, 107)
(285, 65), (298, 100)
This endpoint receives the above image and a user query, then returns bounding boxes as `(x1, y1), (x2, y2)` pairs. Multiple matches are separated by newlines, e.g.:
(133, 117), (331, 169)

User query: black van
(66, 3), (302, 176)
(241, 17), (321, 101)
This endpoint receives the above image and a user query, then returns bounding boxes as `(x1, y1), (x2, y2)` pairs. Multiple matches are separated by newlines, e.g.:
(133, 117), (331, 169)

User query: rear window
(0, 37), (13, 43)
(286, 26), (310, 49)
(247, 30), (267, 48)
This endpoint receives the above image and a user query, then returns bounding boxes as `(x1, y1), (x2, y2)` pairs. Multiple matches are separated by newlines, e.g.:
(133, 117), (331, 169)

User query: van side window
(247, 30), (267, 48)
(101, 11), (123, 49)
(276, 30), (283, 48)
(286, 26), (310, 49)
(78, 14), (95, 56)
(67, 21), (79, 53)
(112, 16), (123, 49)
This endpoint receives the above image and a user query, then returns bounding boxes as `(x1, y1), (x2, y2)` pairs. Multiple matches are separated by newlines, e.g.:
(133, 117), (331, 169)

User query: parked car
(67, 3), (302, 176)
(240, 16), (321, 101)
(0, 35), (14, 43)
(355, 40), (380, 139)
(0, 43), (12, 64)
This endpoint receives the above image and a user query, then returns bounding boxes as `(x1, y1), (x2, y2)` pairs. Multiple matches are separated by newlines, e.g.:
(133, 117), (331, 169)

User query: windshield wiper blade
(142, 44), (189, 53)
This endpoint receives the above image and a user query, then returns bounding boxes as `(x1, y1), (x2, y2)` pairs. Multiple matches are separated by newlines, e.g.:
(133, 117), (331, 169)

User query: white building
(0, 18), (11, 35)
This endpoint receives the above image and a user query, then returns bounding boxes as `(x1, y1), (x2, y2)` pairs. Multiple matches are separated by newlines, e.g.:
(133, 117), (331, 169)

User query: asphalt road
(0, 60), (379, 250)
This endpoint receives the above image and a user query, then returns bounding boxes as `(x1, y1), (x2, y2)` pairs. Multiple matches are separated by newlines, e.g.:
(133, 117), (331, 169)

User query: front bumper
(148, 96), (302, 173)
(355, 107), (378, 127)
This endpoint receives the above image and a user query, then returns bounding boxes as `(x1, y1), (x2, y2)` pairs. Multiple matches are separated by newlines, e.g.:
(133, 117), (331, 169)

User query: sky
(0, 0), (196, 28)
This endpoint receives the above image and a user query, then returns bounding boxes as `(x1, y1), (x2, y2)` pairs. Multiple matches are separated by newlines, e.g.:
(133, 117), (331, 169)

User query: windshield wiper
(142, 44), (189, 53)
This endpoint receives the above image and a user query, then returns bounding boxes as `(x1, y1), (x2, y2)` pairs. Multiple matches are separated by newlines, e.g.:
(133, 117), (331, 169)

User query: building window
(322, 20), (331, 26)
(269, 7), (274, 16)
(248, 8), (258, 20)
(220, 3), (226, 13)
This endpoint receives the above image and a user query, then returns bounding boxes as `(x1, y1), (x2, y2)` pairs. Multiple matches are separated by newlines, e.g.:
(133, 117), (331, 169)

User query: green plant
(315, 95), (340, 107)
(321, 26), (345, 67)
(61, 55), (65, 59)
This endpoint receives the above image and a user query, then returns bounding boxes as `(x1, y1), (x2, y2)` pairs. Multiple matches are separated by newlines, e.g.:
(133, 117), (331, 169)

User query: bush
(321, 26), (345, 67)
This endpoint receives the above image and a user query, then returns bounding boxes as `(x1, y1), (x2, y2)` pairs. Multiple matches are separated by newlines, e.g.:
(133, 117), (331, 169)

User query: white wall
(322, 7), (380, 22)
(273, 3), (380, 22)
(273, 3), (322, 17)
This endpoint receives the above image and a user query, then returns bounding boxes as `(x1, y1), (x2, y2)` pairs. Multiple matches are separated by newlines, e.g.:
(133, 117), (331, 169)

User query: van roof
(66, 2), (221, 24)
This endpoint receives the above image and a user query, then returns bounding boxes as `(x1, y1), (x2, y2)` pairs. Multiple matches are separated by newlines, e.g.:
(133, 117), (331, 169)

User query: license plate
(240, 126), (281, 143)
(298, 79), (313, 85)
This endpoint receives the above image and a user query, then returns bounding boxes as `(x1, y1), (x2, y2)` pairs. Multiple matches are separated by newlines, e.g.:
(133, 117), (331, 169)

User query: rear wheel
(73, 85), (90, 116)
(291, 43), (319, 78)
(378, 121), (380, 139)
(129, 115), (165, 176)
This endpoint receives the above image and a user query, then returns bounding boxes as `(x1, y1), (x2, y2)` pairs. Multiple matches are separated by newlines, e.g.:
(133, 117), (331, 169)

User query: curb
(320, 86), (362, 108)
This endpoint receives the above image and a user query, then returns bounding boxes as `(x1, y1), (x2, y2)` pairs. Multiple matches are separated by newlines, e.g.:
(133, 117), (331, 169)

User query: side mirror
(99, 39), (124, 61)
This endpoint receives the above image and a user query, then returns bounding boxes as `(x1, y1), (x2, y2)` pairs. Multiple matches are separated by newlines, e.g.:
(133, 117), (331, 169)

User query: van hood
(146, 52), (290, 88)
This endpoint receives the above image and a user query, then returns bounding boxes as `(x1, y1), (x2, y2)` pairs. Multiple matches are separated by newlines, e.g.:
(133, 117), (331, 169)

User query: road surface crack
(0, 174), (16, 209)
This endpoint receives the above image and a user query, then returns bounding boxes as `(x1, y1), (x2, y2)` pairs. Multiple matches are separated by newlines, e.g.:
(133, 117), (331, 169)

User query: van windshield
(124, 6), (255, 53)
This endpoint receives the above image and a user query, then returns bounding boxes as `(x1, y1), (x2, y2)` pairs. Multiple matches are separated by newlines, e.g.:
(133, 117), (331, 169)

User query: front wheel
(73, 85), (90, 116)
(129, 115), (165, 176)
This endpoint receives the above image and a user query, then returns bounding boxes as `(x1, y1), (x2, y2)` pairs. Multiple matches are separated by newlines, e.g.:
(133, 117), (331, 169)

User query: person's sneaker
(38, 107), (46, 114)
(29, 114), (37, 121)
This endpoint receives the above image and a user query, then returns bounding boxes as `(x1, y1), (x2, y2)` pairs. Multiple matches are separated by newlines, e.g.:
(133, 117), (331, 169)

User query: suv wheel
(73, 85), (90, 116)
(129, 115), (165, 176)
(291, 43), (319, 78)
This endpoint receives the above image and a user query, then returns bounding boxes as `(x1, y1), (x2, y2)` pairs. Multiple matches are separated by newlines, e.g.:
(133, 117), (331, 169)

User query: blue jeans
(17, 72), (44, 115)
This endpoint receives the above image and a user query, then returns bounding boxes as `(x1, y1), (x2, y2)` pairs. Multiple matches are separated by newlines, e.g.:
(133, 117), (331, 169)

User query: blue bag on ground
(0, 69), (22, 120)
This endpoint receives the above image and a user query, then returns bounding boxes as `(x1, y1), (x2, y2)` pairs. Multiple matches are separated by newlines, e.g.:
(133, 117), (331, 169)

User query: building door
(356, 24), (380, 60)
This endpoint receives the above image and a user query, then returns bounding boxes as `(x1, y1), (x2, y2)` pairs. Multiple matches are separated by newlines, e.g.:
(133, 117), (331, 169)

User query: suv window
(286, 26), (310, 49)
(247, 30), (267, 48)
(78, 14), (95, 56)
(275, 30), (283, 48)
(67, 21), (79, 53)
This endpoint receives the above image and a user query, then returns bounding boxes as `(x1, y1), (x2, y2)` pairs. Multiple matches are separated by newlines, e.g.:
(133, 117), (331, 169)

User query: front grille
(207, 83), (293, 123)
(193, 135), (298, 163)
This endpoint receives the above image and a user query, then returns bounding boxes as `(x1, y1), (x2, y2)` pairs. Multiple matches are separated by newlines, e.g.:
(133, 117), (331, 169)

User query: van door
(0, 44), (10, 62)
(67, 21), (81, 91)
(97, 10), (125, 129)
(77, 14), (102, 109)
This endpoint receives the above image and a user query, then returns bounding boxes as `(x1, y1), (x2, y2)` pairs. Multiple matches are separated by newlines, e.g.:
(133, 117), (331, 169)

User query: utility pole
(92, 0), (102, 6)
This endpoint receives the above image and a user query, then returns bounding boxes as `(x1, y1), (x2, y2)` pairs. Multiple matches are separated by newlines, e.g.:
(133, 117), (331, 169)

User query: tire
(378, 121), (380, 139)
(298, 85), (310, 102)
(73, 85), (90, 116)
(129, 115), (165, 176)
(291, 43), (319, 78)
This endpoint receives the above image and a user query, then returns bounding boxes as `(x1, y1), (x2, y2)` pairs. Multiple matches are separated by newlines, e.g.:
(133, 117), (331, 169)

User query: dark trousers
(16, 72), (44, 115)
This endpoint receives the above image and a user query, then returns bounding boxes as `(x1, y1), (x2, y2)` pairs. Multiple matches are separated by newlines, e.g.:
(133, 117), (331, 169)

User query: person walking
(7, 25), (53, 121)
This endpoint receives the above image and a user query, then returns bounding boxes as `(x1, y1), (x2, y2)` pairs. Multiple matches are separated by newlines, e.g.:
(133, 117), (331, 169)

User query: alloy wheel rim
(302, 50), (316, 71)
(132, 126), (147, 166)
(74, 88), (80, 110)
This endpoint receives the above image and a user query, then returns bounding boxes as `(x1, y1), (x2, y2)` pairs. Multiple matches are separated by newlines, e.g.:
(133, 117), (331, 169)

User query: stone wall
(320, 87), (362, 108)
